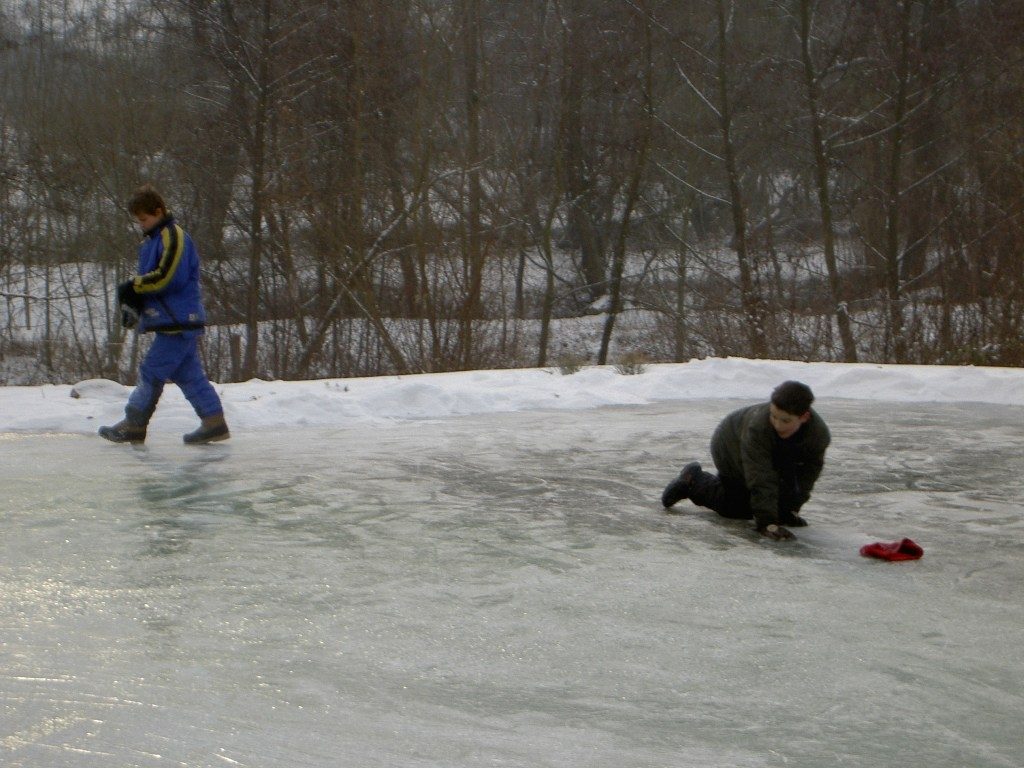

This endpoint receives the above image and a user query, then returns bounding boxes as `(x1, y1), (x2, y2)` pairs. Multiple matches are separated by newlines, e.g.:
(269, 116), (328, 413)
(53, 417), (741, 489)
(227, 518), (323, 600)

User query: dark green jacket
(710, 403), (831, 527)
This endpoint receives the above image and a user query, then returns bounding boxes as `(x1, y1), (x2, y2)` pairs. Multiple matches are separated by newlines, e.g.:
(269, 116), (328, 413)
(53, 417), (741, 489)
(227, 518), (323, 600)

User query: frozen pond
(2, 399), (1022, 767)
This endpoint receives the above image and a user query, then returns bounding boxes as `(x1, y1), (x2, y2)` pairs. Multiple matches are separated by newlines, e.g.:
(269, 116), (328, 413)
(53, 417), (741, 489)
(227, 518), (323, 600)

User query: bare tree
(793, 0), (858, 361)
(597, 1), (655, 365)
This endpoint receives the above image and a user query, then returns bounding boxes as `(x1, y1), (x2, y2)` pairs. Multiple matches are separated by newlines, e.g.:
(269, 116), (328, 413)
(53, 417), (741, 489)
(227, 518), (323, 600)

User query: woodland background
(1, 0), (1022, 385)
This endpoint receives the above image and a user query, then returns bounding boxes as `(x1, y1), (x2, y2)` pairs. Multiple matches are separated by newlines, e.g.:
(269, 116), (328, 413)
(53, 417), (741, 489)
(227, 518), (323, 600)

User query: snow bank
(1, 358), (1021, 436)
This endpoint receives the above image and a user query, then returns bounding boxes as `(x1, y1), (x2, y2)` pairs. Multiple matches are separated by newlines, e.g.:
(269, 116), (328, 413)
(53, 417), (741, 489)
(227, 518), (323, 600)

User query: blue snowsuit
(124, 215), (223, 425)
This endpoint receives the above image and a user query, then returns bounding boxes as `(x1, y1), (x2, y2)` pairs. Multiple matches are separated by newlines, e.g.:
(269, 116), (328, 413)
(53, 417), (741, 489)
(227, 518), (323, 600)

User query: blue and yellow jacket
(132, 215), (207, 333)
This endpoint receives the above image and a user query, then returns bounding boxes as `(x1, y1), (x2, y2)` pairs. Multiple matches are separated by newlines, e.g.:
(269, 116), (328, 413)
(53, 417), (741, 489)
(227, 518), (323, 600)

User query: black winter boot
(99, 419), (147, 444)
(183, 414), (230, 444)
(662, 462), (702, 509)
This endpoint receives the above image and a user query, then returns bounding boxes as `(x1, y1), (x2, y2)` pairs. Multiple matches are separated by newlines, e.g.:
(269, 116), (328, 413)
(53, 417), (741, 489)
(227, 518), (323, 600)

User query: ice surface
(2, 399), (1022, 767)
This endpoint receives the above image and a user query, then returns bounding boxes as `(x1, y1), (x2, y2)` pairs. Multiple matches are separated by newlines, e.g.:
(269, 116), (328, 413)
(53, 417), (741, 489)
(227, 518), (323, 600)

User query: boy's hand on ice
(758, 524), (795, 541)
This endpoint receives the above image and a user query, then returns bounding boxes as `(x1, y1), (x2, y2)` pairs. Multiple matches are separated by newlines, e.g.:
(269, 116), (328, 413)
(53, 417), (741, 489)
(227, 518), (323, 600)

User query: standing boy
(99, 185), (229, 445)
(661, 381), (829, 540)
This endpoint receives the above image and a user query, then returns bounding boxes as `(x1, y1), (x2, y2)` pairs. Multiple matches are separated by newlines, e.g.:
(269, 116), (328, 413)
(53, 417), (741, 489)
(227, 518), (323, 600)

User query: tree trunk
(598, 5), (653, 365)
(716, 0), (767, 358)
(560, 4), (605, 303)
(798, 0), (858, 362)
(458, 0), (485, 370)
(883, 1), (913, 363)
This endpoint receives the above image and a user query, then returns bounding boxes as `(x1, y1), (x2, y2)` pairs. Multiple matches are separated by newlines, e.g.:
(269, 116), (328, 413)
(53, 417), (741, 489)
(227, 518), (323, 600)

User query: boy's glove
(120, 305), (140, 329)
(116, 279), (143, 329)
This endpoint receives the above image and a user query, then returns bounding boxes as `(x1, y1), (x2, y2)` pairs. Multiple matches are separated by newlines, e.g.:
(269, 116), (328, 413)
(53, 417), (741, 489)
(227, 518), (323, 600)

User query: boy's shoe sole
(98, 424), (146, 444)
(662, 461), (701, 508)
(183, 427), (230, 445)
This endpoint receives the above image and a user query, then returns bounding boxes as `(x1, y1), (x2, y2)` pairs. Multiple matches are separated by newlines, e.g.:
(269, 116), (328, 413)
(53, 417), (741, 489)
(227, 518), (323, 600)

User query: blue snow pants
(126, 331), (222, 425)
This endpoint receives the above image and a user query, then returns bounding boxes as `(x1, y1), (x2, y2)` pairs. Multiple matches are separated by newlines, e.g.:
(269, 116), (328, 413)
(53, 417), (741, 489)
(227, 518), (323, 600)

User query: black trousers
(687, 467), (800, 522)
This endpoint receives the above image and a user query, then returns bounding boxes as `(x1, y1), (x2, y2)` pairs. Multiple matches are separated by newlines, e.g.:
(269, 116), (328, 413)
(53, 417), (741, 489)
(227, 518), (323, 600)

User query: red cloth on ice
(860, 538), (924, 561)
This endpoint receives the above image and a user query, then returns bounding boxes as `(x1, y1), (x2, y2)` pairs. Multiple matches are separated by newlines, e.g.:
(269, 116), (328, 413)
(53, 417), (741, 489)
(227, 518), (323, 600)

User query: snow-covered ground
(2, 357), (1023, 435)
